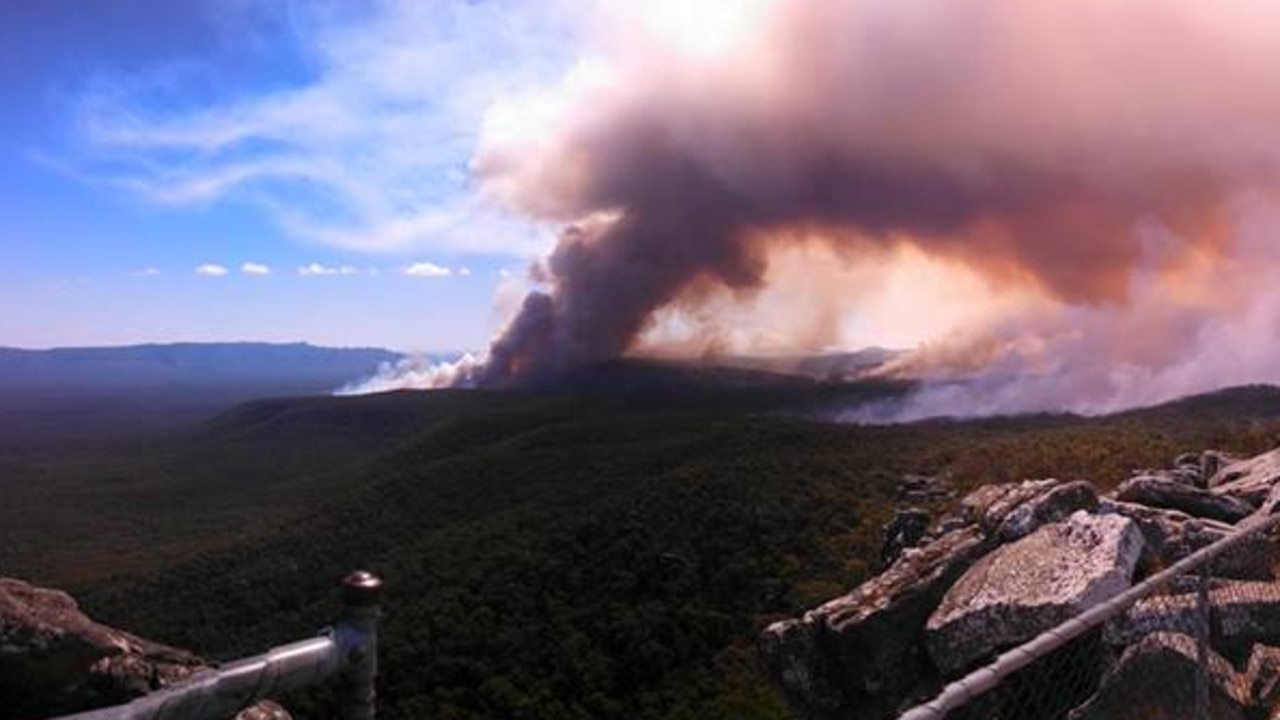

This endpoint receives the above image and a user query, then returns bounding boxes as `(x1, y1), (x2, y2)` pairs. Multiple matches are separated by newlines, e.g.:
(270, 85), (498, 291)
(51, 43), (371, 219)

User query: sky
(0, 0), (573, 351)
(14, 0), (1280, 423)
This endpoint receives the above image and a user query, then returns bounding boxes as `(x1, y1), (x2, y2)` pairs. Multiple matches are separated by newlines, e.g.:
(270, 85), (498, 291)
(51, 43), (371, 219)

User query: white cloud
(241, 262), (271, 276)
(457, 266), (472, 276)
(299, 262), (361, 277)
(75, 0), (576, 257)
(405, 262), (452, 278)
(195, 263), (229, 277)
(132, 267), (161, 277)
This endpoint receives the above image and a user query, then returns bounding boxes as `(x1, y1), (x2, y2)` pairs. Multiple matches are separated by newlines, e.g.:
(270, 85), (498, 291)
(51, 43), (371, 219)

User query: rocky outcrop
(993, 480), (1098, 542)
(1212, 449), (1280, 510)
(0, 577), (291, 720)
(761, 447), (1280, 720)
(761, 477), (1104, 720)
(1105, 581), (1280, 651)
(1202, 451), (1241, 483)
(1246, 644), (1280, 710)
(948, 479), (1060, 533)
(1070, 632), (1250, 720)
(1211, 448), (1280, 489)
(1097, 500), (1276, 579)
(928, 478), (1098, 541)
(896, 473), (954, 503)
(925, 512), (1143, 674)
(1115, 475), (1254, 523)
(880, 507), (931, 567)
(760, 526), (989, 720)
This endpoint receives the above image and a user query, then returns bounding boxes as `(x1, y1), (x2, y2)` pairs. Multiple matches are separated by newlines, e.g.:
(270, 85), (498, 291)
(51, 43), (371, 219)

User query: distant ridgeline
(0, 343), (414, 449)
(0, 343), (404, 391)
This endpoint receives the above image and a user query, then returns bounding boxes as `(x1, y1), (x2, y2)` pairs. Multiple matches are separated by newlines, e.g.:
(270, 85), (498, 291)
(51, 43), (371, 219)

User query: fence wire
(898, 513), (1280, 720)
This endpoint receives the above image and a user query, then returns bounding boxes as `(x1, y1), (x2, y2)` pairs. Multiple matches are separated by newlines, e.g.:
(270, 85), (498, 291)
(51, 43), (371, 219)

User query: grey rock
(1171, 464), (1206, 487)
(937, 478), (1096, 542)
(952, 479), (1059, 533)
(1070, 632), (1249, 720)
(1097, 499), (1275, 580)
(995, 480), (1098, 542)
(925, 512), (1143, 675)
(1174, 451), (1202, 469)
(1211, 448), (1280, 489)
(1212, 451), (1280, 512)
(0, 577), (203, 718)
(881, 507), (932, 567)
(1203, 450), (1242, 483)
(1245, 644), (1280, 710)
(1106, 581), (1280, 651)
(897, 473), (954, 503)
(0, 577), (292, 720)
(1134, 463), (1204, 488)
(760, 525), (990, 720)
(1115, 475), (1254, 523)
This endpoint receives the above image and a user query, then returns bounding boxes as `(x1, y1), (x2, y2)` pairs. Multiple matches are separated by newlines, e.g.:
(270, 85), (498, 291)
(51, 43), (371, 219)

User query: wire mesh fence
(897, 514), (1280, 720)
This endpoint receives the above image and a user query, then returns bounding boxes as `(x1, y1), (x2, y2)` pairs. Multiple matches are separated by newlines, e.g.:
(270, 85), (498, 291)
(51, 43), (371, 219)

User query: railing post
(1194, 558), (1212, 720)
(336, 570), (383, 720)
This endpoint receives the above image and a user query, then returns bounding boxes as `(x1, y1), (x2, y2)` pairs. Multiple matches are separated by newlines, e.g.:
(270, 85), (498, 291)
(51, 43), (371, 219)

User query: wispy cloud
(241, 262), (271, 276)
(404, 262), (452, 278)
(195, 263), (229, 277)
(298, 262), (360, 277)
(74, 0), (575, 257)
(132, 267), (161, 277)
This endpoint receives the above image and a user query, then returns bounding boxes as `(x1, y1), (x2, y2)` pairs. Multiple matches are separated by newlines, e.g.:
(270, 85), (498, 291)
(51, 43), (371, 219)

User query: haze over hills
(0, 342), (409, 449)
(0, 342), (403, 391)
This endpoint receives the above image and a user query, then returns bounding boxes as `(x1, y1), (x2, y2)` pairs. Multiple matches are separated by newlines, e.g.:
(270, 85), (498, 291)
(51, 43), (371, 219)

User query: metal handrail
(897, 510), (1280, 720)
(52, 571), (383, 720)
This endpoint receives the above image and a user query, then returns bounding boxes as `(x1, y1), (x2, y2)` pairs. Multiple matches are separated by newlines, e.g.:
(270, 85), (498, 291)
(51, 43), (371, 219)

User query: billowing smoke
(357, 0), (1280, 415)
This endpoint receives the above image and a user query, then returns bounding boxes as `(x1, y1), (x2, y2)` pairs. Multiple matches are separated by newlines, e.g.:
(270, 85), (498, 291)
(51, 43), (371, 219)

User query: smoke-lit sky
(2, 0), (573, 350)
(12, 0), (1280, 417)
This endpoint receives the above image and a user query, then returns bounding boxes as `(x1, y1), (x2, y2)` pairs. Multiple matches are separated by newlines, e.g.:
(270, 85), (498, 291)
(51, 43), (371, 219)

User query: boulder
(1106, 581), (1280, 652)
(1171, 465), (1206, 487)
(1175, 451), (1203, 469)
(1245, 644), (1280, 710)
(936, 478), (1096, 541)
(951, 479), (1058, 533)
(1069, 632), (1250, 720)
(897, 473), (954, 503)
(1211, 449), (1280, 489)
(1097, 500), (1276, 579)
(925, 512), (1143, 675)
(1212, 451), (1280, 510)
(1115, 475), (1254, 524)
(760, 525), (990, 720)
(0, 577), (292, 720)
(0, 577), (203, 718)
(880, 507), (932, 567)
(1203, 451), (1242, 483)
(1136, 462), (1204, 488)
(995, 480), (1098, 542)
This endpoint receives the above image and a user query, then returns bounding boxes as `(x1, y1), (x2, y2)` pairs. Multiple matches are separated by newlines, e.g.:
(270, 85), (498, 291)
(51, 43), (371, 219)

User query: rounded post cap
(341, 570), (384, 606)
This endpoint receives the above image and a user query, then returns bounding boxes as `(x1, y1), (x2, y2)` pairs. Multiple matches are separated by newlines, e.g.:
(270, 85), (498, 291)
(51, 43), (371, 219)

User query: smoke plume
(361, 0), (1280, 416)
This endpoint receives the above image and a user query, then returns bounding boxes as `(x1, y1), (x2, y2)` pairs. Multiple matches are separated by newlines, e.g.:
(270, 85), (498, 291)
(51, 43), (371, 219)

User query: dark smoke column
(476, 164), (765, 387)
(465, 0), (1279, 389)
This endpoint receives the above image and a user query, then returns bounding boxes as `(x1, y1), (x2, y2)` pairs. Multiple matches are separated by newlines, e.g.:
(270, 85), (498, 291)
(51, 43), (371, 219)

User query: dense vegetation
(6, 372), (1280, 719)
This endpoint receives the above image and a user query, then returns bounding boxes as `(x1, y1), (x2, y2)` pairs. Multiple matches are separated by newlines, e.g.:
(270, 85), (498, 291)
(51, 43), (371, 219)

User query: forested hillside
(7, 380), (1280, 718)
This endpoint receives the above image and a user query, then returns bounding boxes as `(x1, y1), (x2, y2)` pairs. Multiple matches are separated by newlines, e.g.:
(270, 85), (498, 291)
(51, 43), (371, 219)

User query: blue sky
(1, 0), (573, 351)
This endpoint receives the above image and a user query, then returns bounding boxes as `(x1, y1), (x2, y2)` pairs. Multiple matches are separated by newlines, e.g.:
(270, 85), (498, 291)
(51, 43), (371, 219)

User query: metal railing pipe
(52, 570), (383, 720)
(898, 511), (1280, 720)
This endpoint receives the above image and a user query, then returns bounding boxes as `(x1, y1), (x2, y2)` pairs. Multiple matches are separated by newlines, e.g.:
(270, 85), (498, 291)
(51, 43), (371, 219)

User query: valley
(6, 370), (1280, 718)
